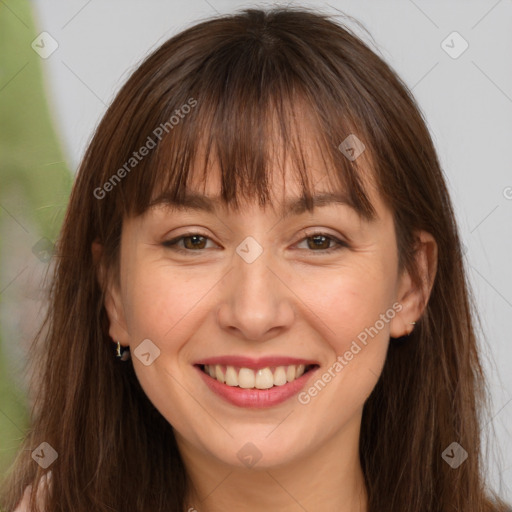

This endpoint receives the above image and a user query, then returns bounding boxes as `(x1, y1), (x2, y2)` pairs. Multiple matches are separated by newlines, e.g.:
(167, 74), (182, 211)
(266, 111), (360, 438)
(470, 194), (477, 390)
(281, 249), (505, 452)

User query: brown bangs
(108, 10), (377, 222)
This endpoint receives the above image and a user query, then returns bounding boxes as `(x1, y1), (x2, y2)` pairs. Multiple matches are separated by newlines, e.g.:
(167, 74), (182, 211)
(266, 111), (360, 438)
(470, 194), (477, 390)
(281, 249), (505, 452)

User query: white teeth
(203, 364), (309, 388)
(225, 365), (238, 386)
(238, 368), (255, 388)
(215, 365), (225, 384)
(255, 368), (274, 389)
(273, 366), (288, 386)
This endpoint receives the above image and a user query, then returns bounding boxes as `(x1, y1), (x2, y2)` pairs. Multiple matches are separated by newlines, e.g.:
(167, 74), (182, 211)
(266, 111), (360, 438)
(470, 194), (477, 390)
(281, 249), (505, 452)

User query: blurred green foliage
(0, 0), (72, 478)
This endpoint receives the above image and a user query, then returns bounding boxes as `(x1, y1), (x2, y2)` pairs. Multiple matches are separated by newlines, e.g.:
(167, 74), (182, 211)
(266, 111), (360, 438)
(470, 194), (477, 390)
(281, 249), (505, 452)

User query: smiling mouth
(198, 363), (318, 389)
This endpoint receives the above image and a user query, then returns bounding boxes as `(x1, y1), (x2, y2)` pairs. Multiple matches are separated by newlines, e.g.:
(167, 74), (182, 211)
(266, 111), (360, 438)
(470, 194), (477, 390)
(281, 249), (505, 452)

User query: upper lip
(194, 356), (319, 369)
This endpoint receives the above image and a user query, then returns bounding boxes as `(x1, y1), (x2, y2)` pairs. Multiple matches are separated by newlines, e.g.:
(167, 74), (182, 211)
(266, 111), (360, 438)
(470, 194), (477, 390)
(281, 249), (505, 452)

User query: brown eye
(162, 233), (215, 253)
(182, 235), (208, 250)
(306, 235), (331, 250)
(295, 232), (348, 254)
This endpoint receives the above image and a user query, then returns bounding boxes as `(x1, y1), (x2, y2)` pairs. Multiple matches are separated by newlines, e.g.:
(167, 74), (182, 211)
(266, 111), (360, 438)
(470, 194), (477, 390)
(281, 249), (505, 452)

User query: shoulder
(13, 471), (52, 512)
(13, 485), (31, 512)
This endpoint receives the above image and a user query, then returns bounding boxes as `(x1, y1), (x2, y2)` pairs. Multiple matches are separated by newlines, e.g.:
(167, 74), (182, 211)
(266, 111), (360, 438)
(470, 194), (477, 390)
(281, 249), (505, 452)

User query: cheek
(292, 263), (395, 409)
(295, 261), (396, 349)
(122, 263), (214, 343)
(121, 265), (214, 429)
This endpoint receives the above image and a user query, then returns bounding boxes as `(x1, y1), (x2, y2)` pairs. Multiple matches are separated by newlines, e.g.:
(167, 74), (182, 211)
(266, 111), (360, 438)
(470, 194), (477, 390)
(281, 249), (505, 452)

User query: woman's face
(103, 145), (426, 470)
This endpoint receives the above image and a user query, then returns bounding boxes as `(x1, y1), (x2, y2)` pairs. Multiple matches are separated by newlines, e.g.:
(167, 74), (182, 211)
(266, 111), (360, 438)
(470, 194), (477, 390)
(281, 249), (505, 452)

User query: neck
(176, 414), (368, 512)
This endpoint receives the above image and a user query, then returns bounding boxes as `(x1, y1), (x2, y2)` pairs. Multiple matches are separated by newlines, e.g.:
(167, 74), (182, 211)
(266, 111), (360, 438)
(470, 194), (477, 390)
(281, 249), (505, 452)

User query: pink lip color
(195, 356), (318, 369)
(195, 364), (319, 409)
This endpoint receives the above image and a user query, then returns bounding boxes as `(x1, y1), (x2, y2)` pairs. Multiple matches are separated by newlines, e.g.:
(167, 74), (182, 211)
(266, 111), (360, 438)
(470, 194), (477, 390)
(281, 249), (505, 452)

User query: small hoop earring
(116, 340), (131, 361)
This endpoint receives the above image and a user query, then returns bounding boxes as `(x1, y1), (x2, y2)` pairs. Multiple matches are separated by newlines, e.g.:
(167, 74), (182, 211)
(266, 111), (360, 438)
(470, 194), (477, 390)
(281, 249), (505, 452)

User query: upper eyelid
(163, 230), (348, 250)
(163, 227), (345, 241)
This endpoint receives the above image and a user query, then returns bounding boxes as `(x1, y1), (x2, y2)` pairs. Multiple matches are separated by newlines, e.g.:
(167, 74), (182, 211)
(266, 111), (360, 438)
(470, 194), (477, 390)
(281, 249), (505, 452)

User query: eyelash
(162, 231), (349, 255)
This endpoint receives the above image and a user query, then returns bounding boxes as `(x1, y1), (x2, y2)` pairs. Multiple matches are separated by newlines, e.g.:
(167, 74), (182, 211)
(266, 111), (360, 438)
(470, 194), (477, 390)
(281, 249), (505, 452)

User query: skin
(96, 142), (437, 512)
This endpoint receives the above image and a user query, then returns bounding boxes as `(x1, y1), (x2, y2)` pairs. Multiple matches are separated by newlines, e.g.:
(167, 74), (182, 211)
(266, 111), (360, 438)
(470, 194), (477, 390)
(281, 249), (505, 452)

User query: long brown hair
(1, 6), (509, 511)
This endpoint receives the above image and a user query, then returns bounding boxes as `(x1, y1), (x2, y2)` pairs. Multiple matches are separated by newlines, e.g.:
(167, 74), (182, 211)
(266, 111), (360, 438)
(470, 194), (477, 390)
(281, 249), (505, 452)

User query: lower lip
(195, 365), (319, 408)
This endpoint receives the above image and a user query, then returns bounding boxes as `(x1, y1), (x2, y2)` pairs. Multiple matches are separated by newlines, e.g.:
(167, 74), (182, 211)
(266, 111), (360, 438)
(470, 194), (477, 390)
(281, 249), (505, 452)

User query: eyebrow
(149, 191), (363, 219)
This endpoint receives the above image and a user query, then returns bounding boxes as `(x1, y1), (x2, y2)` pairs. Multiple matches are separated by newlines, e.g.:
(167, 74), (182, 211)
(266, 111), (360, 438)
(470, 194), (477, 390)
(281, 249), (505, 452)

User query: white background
(25, 0), (512, 498)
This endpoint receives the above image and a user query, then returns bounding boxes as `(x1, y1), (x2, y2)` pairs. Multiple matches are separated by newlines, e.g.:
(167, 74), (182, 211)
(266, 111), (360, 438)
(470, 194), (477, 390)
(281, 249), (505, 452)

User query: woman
(2, 6), (510, 511)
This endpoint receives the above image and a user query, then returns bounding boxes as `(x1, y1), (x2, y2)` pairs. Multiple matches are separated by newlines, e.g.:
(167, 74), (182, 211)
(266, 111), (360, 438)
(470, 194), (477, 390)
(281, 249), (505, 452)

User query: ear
(389, 230), (438, 338)
(92, 239), (131, 347)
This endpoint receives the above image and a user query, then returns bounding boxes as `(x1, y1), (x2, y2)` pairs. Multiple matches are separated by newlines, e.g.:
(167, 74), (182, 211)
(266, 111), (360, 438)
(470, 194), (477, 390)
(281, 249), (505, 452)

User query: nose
(216, 246), (295, 342)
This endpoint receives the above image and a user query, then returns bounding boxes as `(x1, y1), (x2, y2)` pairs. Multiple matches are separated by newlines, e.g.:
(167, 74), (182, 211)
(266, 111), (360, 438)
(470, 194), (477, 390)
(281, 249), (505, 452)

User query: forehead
(140, 95), (381, 222)
(149, 143), (383, 222)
